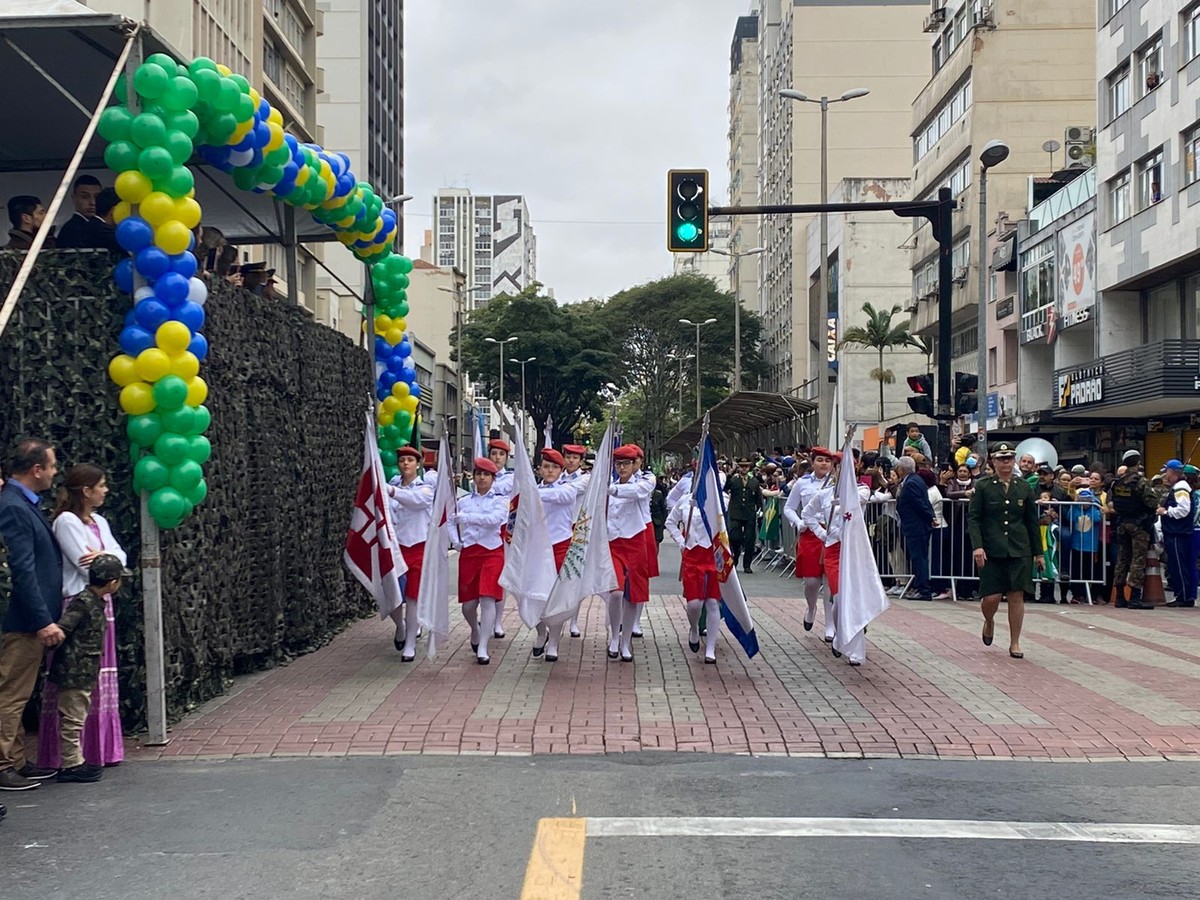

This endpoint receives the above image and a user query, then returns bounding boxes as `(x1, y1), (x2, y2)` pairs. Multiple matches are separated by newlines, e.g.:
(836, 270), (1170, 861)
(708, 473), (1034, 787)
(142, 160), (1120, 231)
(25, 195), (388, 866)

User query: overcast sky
(402, 1), (749, 303)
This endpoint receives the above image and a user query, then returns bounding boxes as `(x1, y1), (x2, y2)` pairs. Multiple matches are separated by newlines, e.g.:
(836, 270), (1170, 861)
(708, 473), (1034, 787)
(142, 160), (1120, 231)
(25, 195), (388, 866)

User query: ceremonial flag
(832, 434), (890, 655)
(694, 419), (759, 658)
(543, 420), (618, 626)
(345, 409), (407, 620)
(472, 405), (486, 461)
(543, 414), (553, 452)
(417, 433), (455, 659)
(499, 427), (557, 627)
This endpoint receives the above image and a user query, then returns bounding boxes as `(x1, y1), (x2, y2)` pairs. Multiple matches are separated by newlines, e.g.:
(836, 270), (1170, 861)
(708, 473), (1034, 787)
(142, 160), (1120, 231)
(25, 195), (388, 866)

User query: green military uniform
(725, 464), (763, 572)
(1110, 466), (1157, 598)
(968, 468), (1043, 597)
(49, 588), (108, 690)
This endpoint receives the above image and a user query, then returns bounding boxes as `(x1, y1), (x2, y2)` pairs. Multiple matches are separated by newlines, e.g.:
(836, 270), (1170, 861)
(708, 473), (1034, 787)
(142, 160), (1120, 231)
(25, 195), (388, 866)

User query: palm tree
(838, 302), (923, 425)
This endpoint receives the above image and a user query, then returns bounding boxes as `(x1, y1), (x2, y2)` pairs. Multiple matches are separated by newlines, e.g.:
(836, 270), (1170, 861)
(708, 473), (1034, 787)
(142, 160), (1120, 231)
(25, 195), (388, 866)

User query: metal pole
(734, 269), (742, 393)
(694, 324), (702, 418)
(818, 97), (831, 446)
(283, 204), (299, 305)
(520, 361), (527, 436)
(976, 164), (989, 446)
(678, 356), (685, 427)
(936, 187), (955, 463)
(455, 285), (465, 473)
(497, 342), (505, 419)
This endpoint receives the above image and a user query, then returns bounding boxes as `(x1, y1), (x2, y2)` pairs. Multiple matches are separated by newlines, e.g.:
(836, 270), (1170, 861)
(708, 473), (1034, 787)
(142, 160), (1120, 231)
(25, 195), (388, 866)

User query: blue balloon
(173, 300), (205, 332)
(258, 98), (270, 119)
(156, 272), (190, 306)
(379, 371), (397, 393)
(135, 246), (170, 280)
(119, 324), (154, 356)
(387, 354), (405, 374)
(233, 132), (255, 153)
(398, 339), (411, 356)
(134, 298), (170, 330)
(409, 382), (422, 399)
(254, 121), (271, 149)
(116, 216), (153, 253)
(114, 258), (134, 293)
(376, 384), (390, 402)
(170, 252), (197, 279)
(123, 309), (137, 327)
(374, 336), (390, 358)
(400, 369), (415, 385)
(187, 332), (209, 361)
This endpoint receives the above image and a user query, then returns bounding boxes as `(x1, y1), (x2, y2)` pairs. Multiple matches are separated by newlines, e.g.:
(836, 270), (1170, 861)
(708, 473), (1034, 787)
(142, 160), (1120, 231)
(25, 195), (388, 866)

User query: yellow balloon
(392, 317), (407, 333)
(249, 87), (261, 108)
(119, 382), (156, 415)
(113, 201), (132, 223)
(108, 354), (139, 387)
(115, 170), (152, 204)
(267, 108), (284, 127)
(294, 166), (310, 186)
(374, 315), (392, 335)
(337, 232), (356, 246)
(400, 395), (419, 415)
(156, 320), (192, 354)
(266, 123), (284, 151)
(381, 396), (401, 415)
(377, 409), (395, 427)
(154, 220), (192, 255)
(384, 327), (405, 346)
(175, 197), (202, 230)
(140, 192), (176, 228)
(216, 64), (231, 76)
(169, 351), (200, 380)
(135, 348), (172, 382)
(230, 119), (254, 143)
(185, 375), (208, 407)
(391, 381), (410, 399)
(336, 215), (357, 229)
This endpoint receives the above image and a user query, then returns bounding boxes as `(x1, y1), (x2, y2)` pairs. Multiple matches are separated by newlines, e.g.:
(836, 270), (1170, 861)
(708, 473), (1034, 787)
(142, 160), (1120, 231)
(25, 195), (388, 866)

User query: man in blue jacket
(895, 456), (936, 600)
(0, 438), (64, 791)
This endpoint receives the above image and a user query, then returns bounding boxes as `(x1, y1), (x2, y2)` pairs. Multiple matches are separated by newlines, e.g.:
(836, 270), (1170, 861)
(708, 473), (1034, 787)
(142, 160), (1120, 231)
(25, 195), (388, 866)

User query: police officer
(1110, 449), (1158, 609)
(725, 457), (763, 573)
(968, 441), (1045, 659)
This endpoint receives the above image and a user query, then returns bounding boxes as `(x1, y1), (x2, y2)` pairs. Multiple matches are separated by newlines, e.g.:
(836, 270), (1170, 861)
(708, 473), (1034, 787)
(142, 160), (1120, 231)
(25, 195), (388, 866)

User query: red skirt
(681, 545), (722, 601)
(795, 531), (826, 579)
(458, 544), (504, 603)
(796, 535), (841, 595)
(609, 535), (650, 603)
(400, 541), (425, 601)
(643, 523), (660, 577)
(553, 538), (571, 572)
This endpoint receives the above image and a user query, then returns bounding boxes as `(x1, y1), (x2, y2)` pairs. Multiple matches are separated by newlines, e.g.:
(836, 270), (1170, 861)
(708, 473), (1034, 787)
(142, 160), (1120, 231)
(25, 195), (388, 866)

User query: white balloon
(187, 276), (208, 306)
(230, 148), (254, 167)
(1014, 437), (1058, 469)
(134, 286), (155, 303)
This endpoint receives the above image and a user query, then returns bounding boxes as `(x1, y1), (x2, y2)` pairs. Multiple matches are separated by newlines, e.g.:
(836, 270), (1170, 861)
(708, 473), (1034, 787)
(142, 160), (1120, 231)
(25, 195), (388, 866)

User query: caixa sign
(1057, 364), (1103, 409)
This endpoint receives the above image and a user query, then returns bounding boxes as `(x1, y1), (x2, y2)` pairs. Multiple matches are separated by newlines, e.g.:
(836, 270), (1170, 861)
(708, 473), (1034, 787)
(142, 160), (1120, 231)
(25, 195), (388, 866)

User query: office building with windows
(728, 15), (761, 342)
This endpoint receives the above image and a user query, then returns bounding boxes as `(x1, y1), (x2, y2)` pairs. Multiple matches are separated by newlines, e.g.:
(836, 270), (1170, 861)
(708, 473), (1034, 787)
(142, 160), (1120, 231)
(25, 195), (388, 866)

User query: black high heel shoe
(689, 638), (700, 653)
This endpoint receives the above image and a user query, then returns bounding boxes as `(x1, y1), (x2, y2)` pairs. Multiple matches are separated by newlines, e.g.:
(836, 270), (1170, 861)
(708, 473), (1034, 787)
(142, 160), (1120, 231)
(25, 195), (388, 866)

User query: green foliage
(838, 302), (922, 423)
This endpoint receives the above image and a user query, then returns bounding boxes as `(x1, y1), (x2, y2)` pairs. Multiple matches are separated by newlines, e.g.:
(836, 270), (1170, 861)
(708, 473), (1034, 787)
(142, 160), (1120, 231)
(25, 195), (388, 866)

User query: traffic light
(906, 373), (934, 416)
(668, 169), (709, 252)
(954, 371), (979, 415)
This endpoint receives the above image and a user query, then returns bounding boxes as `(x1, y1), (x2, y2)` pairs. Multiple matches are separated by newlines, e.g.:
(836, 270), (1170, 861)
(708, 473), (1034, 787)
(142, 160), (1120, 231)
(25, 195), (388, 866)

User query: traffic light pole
(709, 189), (957, 457)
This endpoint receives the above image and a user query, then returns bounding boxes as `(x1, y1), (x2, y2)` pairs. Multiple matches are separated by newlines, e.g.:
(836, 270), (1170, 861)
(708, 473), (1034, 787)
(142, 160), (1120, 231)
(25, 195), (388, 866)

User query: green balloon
(394, 301), (409, 318)
(168, 459), (204, 493)
(265, 145), (291, 167)
(148, 486), (188, 525)
(187, 435), (212, 464)
(396, 256), (414, 275)
(188, 404), (211, 435)
(146, 52), (177, 72)
(164, 110), (200, 140)
(115, 75), (128, 103)
(192, 68), (221, 103)
(259, 165), (284, 186)
(229, 73), (250, 93)
(129, 113), (167, 149)
(103, 140), (139, 173)
(154, 432), (191, 465)
(98, 106), (133, 143)
(188, 57), (218, 76)
(395, 409), (412, 430)
(207, 113), (238, 144)
(133, 63), (170, 100)
(162, 76), (199, 112)
(153, 375), (189, 410)
(232, 166), (264, 192)
(382, 464), (399, 482)
(212, 78), (241, 113)
(138, 146), (175, 179)
(164, 131), (194, 166)
(134, 454), (170, 493)
(127, 412), (163, 447)
(185, 477), (208, 507)
(234, 93), (256, 123)
(156, 166), (194, 198)
(160, 405), (197, 434)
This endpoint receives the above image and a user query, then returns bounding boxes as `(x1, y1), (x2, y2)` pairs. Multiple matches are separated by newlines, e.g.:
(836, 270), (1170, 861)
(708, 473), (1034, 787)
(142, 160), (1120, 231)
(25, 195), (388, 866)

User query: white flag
(417, 434), (454, 659)
(499, 427), (557, 627)
(543, 420), (618, 625)
(344, 409), (407, 620)
(832, 435), (890, 655)
(472, 406), (486, 461)
(543, 414), (553, 451)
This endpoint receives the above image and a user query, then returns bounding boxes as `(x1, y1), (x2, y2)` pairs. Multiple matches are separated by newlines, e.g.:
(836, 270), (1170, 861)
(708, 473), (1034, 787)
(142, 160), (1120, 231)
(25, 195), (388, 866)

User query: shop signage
(1057, 363), (1104, 409)
(1056, 212), (1096, 331)
(996, 296), (1013, 320)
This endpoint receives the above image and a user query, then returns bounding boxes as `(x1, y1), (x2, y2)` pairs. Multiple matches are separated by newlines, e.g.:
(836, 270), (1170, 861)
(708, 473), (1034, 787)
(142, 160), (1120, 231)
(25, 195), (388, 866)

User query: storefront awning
(659, 390), (817, 455)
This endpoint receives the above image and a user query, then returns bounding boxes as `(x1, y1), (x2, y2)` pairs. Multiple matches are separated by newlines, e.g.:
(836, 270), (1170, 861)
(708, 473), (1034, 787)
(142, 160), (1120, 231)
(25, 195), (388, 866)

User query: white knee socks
(632, 602), (645, 636)
(620, 600), (639, 657)
(686, 600), (702, 645)
(704, 598), (721, 658)
(493, 597), (506, 637)
(461, 600), (480, 647)
(478, 597), (497, 659)
(803, 577), (821, 622)
(824, 594), (836, 640)
(389, 604), (406, 642)
(401, 601), (419, 657)
(545, 621), (563, 659)
(606, 592), (623, 654)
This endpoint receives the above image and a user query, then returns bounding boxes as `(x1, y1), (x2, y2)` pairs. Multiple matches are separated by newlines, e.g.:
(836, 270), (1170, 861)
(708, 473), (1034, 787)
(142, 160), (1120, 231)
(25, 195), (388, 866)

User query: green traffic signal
(675, 222), (700, 243)
(667, 169), (709, 252)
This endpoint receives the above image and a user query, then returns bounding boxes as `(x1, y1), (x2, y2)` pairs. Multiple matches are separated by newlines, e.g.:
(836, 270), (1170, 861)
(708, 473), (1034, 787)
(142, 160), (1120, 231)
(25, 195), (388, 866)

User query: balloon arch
(98, 53), (416, 530)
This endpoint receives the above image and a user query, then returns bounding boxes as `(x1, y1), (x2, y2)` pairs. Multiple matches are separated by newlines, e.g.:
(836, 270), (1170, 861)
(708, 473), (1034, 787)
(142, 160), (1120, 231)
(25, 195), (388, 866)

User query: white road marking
(584, 817), (1200, 844)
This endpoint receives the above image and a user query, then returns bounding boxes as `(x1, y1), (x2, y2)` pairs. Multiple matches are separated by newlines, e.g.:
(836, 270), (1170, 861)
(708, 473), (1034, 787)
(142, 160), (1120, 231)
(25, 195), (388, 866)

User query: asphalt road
(4, 755), (1199, 899)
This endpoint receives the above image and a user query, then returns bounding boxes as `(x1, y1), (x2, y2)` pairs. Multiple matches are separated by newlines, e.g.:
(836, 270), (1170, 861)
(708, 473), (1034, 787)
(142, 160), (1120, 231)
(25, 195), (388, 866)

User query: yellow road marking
(520, 817), (587, 900)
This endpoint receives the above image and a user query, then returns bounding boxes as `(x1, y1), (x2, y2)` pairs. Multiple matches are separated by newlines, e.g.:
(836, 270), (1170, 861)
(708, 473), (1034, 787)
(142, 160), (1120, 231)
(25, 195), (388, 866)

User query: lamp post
(484, 335), (518, 423)
(779, 87), (870, 440)
(438, 280), (490, 470)
(976, 140), (1010, 448)
(508, 355), (537, 437)
(709, 245), (764, 392)
(679, 317), (717, 418)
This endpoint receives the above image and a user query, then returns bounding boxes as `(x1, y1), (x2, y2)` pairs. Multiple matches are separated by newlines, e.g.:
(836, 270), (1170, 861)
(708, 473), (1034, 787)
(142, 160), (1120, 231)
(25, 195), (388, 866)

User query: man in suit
(725, 457), (763, 573)
(0, 438), (64, 791)
(54, 175), (103, 249)
(895, 456), (936, 600)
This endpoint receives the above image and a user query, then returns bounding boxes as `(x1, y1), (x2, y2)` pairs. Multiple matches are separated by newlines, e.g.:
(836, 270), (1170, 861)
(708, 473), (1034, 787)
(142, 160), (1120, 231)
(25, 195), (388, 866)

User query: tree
(838, 301), (923, 425)
(457, 285), (619, 448)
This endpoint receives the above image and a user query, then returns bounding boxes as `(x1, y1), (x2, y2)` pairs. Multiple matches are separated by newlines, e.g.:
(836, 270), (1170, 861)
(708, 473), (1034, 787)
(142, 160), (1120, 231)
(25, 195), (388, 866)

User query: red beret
(473, 456), (498, 475)
(397, 446), (421, 460)
(811, 446), (834, 460)
(488, 438), (510, 453)
(613, 445), (639, 461)
(832, 451), (843, 464)
(541, 449), (565, 467)
(563, 444), (586, 456)
(423, 449), (437, 468)
(627, 444), (645, 458)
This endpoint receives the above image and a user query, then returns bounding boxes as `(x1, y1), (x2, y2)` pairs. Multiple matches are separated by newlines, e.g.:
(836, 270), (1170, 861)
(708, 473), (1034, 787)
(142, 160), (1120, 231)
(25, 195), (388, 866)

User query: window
(913, 80), (972, 163)
(1186, 3), (1200, 63)
(1108, 64), (1130, 120)
(1020, 243), (1054, 314)
(1185, 124), (1200, 186)
(1138, 149), (1164, 208)
(1109, 170), (1131, 225)
(1108, 0), (1128, 17)
(1137, 35), (1162, 96)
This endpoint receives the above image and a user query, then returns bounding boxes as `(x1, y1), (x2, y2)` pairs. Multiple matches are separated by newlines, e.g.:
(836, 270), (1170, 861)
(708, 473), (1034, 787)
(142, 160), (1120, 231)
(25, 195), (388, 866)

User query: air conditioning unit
(1065, 125), (1095, 169)
(952, 266), (968, 285)
(922, 7), (947, 32)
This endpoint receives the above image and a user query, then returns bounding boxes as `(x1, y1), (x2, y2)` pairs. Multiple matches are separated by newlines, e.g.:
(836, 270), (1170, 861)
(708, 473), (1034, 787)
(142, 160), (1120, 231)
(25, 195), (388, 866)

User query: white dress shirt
(491, 469), (514, 497)
(387, 475), (435, 547)
(635, 469), (656, 525)
(607, 477), (653, 540)
(539, 476), (584, 543)
(801, 482), (870, 547)
(664, 497), (713, 550)
(783, 472), (825, 531)
(667, 470), (726, 508)
(53, 512), (127, 599)
(453, 489), (509, 549)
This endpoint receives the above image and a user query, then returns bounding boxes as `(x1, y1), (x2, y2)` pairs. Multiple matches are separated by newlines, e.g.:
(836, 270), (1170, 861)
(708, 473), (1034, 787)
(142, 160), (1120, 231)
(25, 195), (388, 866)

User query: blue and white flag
(472, 405), (486, 461)
(543, 414), (553, 452)
(694, 419), (759, 658)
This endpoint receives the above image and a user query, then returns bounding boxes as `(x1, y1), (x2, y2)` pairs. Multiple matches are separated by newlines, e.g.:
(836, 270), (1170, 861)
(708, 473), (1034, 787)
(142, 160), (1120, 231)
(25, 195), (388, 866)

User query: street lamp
(710, 245), (764, 392)
(976, 140), (1009, 448)
(439, 281), (491, 470)
(779, 87), (870, 440)
(679, 317), (717, 418)
(485, 335), (519, 420)
(508, 356), (537, 434)
(385, 194), (413, 205)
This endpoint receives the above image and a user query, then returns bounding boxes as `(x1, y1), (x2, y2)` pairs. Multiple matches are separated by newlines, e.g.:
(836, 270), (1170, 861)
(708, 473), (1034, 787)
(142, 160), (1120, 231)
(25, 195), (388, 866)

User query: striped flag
(345, 408), (407, 620)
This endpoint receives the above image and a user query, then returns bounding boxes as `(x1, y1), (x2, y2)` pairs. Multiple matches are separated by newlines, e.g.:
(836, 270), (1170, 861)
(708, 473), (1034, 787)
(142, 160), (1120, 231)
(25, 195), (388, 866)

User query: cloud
(402, 0), (745, 303)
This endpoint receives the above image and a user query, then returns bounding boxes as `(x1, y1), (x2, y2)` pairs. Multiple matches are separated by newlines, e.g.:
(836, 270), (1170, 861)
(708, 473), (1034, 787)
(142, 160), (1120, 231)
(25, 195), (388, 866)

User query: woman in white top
(921, 469), (952, 601)
(38, 464), (127, 768)
(451, 457), (509, 664)
(664, 496), (723, 663)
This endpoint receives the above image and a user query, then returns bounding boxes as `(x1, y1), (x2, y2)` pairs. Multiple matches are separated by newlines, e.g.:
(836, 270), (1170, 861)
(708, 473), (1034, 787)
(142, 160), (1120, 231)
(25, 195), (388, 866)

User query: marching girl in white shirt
(486, 438), (514, 639)
(664, 495), (723, 664)
(451, 457), (509, 664)
(386, 445), (434, 661)
(532, 448), (587, 662)
(630, 447), (658, 640)
(560, 444), (589, 637)
(607, 445), (654, 662)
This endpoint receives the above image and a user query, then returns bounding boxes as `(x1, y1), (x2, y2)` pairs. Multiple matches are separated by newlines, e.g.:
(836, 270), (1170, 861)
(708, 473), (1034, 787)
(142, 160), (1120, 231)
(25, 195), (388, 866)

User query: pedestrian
(758, 470), (784, 561)
(894, 457), (936, 600)
(606, 445), (652, 662)
(38, 464), (127, 770)
(901, 423), (932, 461)
(1064, 483), (1102, 604)
(968, 442), (1045, 659)
(725, 457), (763, 573)
(664, 495), (723, 664)
(560, 444), (590, 638)
(649, 476), (667, 546)
(386, 446), (434, 661)
(922, 468), (952, 600)
(1157, 459), (1195, 608)
(451, 457), (509, 664)
(1110, 449), (1158, 609)
(0, 438), (64, 791)
(531, 448), (585, 661)
(784, 446), (835, 640)
(483, 438), (515, 638)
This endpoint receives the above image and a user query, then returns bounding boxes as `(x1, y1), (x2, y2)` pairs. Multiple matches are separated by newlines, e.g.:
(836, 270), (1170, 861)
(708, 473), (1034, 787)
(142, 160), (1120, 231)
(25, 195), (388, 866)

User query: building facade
(728, 14), (761, 345)
(672, 219), (733, 291)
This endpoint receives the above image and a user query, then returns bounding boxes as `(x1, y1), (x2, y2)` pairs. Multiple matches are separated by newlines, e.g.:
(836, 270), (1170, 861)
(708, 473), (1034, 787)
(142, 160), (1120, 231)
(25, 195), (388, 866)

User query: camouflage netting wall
(0, 251), (372, 731)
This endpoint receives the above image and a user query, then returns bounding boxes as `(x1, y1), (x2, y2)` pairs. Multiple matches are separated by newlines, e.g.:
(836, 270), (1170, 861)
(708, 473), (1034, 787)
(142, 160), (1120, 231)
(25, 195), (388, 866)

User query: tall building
(425, 189), (537, 311)
(672, 219), (733, 291)
(907, 0), (1096, 407)
(755, 0), (928, 397)
(728, 14), (761, 341)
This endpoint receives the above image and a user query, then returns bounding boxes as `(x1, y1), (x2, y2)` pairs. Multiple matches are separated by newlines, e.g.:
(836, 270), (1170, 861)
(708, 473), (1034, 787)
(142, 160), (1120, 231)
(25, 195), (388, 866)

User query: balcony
(1020, 302), (1051, 344)
(1052, 340), (1200, 418)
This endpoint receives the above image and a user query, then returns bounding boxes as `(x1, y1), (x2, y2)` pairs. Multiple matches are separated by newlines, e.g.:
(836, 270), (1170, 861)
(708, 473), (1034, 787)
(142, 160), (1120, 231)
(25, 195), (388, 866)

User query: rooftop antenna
(1042, 140), (1061, 174)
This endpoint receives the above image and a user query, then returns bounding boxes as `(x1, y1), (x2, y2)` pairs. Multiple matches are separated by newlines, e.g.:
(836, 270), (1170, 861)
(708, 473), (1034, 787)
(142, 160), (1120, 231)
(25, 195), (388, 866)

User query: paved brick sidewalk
(132, 593), (1200, 762)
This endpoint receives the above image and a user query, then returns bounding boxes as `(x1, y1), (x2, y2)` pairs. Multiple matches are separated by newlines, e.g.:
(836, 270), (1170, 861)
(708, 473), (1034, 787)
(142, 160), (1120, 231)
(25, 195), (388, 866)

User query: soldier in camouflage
(1110, 449), (1158, 610)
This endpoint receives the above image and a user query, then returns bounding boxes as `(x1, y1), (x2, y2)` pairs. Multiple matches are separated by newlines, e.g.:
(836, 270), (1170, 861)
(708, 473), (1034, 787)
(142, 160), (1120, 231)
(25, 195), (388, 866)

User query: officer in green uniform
(1110, 449), (1158, 609)
(968, 442), (1045, 659)
(725, 457), (763, 573)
